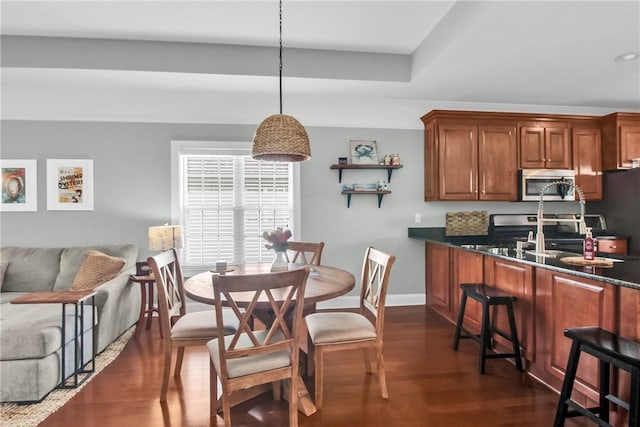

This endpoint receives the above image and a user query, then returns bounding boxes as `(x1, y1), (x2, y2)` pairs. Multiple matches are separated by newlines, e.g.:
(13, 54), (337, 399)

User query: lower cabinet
(484, 256), (534, 362)
(451, 248), (484, 328)
(425, 243), (452, 319)
(531, 268), (617, 407)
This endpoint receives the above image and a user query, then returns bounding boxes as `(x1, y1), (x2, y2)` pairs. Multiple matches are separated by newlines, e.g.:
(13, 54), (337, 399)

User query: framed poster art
(47, 159), (94, 211)
(0, 159), (38, 212)
(349, 140), (379, 165)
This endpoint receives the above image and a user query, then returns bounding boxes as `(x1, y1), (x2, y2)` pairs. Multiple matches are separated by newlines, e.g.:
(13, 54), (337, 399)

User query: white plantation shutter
(180, 152), (293, 267)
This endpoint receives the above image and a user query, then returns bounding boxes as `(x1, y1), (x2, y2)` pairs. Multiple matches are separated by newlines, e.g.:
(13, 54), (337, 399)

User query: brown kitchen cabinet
(451, 248), (484, 328)
(532, 268), (617, 408)
(422, 111), (517, 201)
(425, 243), (452, 319)
(600, 112), (640, 170)
(572, 127), (602, 200)
(483, 256), (534, 362)
(518, 121), (572, 169)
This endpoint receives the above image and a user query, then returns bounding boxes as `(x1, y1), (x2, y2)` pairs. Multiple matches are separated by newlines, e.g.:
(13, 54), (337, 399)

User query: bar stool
(453, 283), (523, 374)
(553, 327), (640, 427)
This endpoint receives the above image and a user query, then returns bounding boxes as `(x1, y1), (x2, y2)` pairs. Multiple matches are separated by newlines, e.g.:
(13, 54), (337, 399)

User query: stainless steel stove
(489, 214), (607, 244)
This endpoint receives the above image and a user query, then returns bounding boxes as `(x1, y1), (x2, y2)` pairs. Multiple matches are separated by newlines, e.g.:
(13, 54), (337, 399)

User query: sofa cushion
(54, 244), (137, 291)
(0, 247), (64, 292)
(0, 261), (7, 290)
(71, 250), (126, 291)
(0, 302), (93, 360)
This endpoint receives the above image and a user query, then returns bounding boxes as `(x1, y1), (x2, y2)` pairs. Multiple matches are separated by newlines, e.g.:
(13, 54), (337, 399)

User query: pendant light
(251, 0), (311, 162)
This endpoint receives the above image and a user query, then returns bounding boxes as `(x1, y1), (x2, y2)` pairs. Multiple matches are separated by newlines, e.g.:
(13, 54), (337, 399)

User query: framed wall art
(349, 140), (379, 165)
(0, 159), (38, 212)
(47, 159), (94, 211)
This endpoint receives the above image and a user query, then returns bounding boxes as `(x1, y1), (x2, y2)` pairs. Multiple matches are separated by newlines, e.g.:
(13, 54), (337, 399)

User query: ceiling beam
(1, 35), (411, 82)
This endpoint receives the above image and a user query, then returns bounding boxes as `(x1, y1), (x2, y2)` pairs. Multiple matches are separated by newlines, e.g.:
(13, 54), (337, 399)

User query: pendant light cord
(279, 0), (283, 115)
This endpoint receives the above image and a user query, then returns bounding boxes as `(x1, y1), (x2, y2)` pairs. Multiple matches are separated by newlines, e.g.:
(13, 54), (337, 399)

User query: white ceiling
(1, 1), (639, 129)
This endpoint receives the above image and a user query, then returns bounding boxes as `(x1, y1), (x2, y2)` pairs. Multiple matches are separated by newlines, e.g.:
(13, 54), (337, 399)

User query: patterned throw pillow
(71, 250), (126, 291)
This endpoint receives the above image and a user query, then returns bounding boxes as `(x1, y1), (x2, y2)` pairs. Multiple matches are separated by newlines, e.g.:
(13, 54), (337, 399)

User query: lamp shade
(148, 225), (183, 251)
(251, 114), (311, 162)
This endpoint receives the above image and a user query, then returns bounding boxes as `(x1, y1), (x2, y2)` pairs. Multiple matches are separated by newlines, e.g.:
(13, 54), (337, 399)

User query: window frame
(170, 140), (301, 275)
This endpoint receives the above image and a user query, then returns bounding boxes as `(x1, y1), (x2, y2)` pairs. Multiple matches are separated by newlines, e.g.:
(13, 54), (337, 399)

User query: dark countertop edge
(408, 227), (640, 291)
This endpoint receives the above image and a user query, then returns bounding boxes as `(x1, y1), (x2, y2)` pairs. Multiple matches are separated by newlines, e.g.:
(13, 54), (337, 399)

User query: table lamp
(148, 224), (184, 252)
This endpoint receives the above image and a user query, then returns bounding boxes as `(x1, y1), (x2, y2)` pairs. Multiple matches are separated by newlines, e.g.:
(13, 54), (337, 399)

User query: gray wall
(1, 120), (586, 302)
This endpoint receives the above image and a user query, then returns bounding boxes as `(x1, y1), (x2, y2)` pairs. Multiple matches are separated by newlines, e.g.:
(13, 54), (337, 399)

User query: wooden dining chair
(207, 267), (310, 427)
(147, 249), (239, 402)
(286, 241), (325, 265)
(305, 246), (396, 409)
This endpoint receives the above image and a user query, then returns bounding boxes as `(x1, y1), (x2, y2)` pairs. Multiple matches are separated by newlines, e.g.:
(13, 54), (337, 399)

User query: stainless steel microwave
(519, 169), (576, 201)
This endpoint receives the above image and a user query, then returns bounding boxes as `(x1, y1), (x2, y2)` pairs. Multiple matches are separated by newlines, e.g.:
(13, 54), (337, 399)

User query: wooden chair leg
(290, 375), (298, 427)
(363, 347), (373, 373)
(174, 346), (185, 376)
(376, 344), (388, 399)
(272, 380), (282, 401)
(314, 346), (324, 410)
(306, 336), (315, 377)
(209, 359), (218, 418)
(160, 345), (172, 401)
(222, 390), (232, 427)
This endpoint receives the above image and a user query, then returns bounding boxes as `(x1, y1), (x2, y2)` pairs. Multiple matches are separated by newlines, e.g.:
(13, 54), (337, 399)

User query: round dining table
(183, 263), (356, 416)
(184, 263), (356, 307)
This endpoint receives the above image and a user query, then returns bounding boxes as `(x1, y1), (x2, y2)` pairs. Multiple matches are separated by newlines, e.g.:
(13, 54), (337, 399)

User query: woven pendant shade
(251, 0), (311, 163)
(252, 114), (311, 162)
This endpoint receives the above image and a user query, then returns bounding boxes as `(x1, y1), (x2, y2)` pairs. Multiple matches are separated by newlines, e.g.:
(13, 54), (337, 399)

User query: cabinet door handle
(611, 245), (617, 249)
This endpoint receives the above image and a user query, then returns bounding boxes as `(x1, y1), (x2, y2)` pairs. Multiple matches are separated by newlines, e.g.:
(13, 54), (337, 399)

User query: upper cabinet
(422, 111), (517, 201)
(572, 126), (602, 201)
(518, 121), (571, 169)
(599, 113), (640, 170)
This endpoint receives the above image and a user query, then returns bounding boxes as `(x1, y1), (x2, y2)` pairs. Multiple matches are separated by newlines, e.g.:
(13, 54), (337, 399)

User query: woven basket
(445, 210), (489, 236)
(252, 114), (311, 162)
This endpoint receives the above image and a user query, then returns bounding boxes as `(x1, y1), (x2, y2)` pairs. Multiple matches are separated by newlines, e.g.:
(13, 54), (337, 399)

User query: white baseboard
(316, 293), (426, 310)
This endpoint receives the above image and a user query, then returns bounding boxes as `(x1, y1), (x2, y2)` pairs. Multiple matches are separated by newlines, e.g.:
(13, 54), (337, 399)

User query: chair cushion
(171, 309), (238, 340)
(305, 312), (376, 345)
(207, 330), (291, 379)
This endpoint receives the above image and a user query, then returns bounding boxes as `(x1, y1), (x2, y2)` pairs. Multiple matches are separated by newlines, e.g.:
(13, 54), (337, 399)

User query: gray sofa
(0, 244), (140, 402)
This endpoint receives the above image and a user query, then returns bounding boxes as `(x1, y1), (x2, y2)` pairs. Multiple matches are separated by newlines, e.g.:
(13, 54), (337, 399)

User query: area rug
(0, 326), (135, 427)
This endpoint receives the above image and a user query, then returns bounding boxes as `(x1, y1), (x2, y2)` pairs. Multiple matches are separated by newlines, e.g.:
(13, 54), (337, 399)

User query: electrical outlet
(414, 213), (422, 223)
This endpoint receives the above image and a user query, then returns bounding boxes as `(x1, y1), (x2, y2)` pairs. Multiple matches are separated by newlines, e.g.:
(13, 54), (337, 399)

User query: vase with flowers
(262, 227), (292, 271)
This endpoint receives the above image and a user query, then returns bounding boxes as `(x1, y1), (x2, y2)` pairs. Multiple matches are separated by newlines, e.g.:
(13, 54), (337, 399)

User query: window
(171, 141), (299, 272)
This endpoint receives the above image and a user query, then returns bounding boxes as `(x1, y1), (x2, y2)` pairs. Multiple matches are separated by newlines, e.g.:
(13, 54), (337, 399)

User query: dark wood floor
(39, 306), (587, 427)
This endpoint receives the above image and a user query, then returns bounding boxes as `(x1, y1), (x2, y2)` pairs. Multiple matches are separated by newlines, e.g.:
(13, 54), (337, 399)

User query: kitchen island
(409, 227), (640, 425)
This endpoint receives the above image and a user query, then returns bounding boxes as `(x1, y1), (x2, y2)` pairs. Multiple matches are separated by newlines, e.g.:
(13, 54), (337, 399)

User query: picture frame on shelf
(0, 159), (38, 212)
(349, 140), (379, 165)
(46, 159), (94, 211)
(338, 157), (348, 165)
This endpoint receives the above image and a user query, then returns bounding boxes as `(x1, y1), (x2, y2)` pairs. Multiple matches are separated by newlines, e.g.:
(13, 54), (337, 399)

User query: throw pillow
(71, 250), (126, 291)
(0, 261), (8, 291)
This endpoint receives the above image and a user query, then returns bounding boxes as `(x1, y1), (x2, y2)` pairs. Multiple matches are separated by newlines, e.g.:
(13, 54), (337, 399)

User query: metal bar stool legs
(453, 283), (523, 374)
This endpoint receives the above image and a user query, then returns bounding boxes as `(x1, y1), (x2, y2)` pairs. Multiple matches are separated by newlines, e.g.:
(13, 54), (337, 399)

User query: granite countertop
(408, 227), (640, 291)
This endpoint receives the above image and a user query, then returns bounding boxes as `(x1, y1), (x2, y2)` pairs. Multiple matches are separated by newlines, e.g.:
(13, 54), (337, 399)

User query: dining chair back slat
(286, 241), (324, 265)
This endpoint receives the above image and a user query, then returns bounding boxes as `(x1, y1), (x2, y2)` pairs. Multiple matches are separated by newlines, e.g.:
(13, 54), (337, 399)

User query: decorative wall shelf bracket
(341, 190), (391, 208)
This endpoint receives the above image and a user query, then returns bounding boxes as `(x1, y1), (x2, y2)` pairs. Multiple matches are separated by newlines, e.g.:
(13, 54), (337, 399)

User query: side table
(11, 290), (97, 388)
(129, 274), (162, 339)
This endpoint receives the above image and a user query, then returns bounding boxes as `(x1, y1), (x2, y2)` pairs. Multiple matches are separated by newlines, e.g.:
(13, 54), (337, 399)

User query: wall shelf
(341, 190), (391, 208)
(330, 164), (403, 183)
